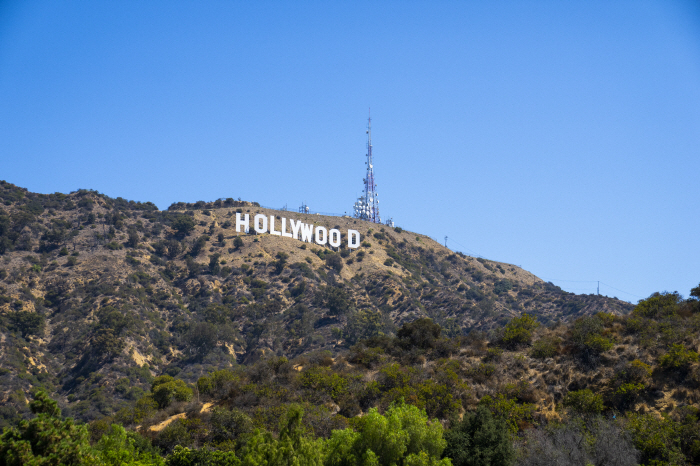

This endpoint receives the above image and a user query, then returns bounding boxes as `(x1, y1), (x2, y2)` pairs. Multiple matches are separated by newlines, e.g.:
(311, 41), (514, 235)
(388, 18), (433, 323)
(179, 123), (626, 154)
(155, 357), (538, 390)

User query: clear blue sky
(1, 1), (699, 303)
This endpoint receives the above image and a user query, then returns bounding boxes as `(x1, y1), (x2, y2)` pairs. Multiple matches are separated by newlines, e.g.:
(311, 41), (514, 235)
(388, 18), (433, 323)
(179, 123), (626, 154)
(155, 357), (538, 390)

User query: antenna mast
(353, 110), (382, 223)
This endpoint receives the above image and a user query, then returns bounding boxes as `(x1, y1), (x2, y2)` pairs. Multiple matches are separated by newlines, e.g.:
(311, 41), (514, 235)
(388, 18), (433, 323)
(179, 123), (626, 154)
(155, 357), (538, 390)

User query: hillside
(4, 181), (700, 465)
(0, 180), (632, 424)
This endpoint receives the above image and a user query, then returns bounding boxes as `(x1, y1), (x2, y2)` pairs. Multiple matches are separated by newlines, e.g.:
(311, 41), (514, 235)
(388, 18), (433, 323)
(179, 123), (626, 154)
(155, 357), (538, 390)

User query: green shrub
(567, 388), (606, 413)
(584, 334), (614, 354)
(349, 345), (386, 368)
(571, 316), (613, 359)
(151, 375), (193, 409)
(166, 445), (239, 466)
(346, 309), (384, 344)
(172, 215), (196, 236)
(563, 389), (605, 414)
(466, 363), (496, 383)
(7, 311), (45, 338)
(208, 407), (253, 447)
(105, 241), (123, 250)
(530, 336), (560, 359)
(197, 370), (239, 400)
(325, 253), (343, 272)
(299, 366), (348, 402)
(443, 405), (514, 466)
(627, 413), (684, 466)
(478, 394), (535, 433)
(95, 424), (165, 466)
(500, 313), (539, 348)
(126, 229), (139, 248)
(627, 359), (653, 380)
(633, 292), (682, 319)
(493, 279), (512, 295)
(659, 344), (699, 370)
(397, 318), (441, 350)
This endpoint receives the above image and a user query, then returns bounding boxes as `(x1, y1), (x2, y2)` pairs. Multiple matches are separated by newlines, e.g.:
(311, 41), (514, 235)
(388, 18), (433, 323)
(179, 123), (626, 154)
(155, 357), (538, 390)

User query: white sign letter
(315, 226), (327, 245)
(300, 223), (313, 242)
(236, 213), (249, 233)
(290, 219), (303, 240)
(281, 218), (292, 238)
(269, 216), (281, 236)
(348, 229), (360, 249)
(254, 214), (268, 234)
(329, 229), (341, 248)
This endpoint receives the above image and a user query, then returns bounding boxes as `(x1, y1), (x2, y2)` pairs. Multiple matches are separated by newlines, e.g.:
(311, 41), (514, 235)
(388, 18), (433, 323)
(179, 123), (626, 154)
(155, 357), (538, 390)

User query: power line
(444, 235), (644, 302)
(599, 282), (646, 299)
(540, 277), (599, 283)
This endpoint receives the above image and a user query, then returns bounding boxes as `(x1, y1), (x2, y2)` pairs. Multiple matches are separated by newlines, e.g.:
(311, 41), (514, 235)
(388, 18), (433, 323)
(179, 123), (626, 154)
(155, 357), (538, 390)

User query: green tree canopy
(0, 391), (97, 466)
(326, 402), (451, 466)
(442, 406), (514, 466)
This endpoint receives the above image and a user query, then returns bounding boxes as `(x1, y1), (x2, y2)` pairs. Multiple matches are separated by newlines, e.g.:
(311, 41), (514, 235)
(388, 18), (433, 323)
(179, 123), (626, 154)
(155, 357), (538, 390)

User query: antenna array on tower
(353, 112), (382, 223)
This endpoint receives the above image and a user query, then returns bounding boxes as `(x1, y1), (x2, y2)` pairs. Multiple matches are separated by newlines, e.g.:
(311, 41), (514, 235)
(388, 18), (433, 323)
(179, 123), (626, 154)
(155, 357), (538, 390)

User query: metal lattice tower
(353, 112), (381, 223)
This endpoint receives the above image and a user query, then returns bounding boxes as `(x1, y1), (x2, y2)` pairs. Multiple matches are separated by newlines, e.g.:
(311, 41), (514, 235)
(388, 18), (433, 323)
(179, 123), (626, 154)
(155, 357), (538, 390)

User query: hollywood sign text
(236, 213), (360, 248)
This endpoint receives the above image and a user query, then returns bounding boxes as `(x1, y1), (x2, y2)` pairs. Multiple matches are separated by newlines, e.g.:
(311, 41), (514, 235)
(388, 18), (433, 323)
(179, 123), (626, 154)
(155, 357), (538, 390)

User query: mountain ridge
(0, 179), (632, 423)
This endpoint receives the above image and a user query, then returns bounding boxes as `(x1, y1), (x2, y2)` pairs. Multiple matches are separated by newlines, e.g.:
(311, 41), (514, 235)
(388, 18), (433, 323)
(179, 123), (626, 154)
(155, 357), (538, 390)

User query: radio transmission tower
(353, 111), (381, 223)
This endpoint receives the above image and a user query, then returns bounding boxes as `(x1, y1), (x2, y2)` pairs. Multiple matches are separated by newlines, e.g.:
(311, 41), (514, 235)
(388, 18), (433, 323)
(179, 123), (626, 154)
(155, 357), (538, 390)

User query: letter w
(300, 223), (313, 242)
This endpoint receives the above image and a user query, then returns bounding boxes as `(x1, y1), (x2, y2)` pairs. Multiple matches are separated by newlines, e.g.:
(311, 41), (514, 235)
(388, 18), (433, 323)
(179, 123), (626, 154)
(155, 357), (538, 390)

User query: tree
(0, 391), (97, 465)
(233, 236), (244, 250)
(659, 343), (699, 370)
(95, 424), (165, 465)
(126, 228), (139, 248)
(173, 215), (196, 237)
(443, 406), (514, 466)
(325, 253), (343, 273)
(570, 316), (613, 362)
(346, 309), (384, 345)
(500, 314), (539, 348)
(397, 318), (441, 350)
(240, 405), (325, 466)
(326, 402), (451, 466)
(151, 375), (193, 409)
(7, 311), (45, 338)
(633, 292), (682, 319)
(167, 446), (239, 466)
(273, 252), (289, 275)
(315, 286), (350, 316)
(190, 236), (207, 256)
(627, 413), (683, 465)
(210, 254), (221, 276)
(208, 407), (253, 445)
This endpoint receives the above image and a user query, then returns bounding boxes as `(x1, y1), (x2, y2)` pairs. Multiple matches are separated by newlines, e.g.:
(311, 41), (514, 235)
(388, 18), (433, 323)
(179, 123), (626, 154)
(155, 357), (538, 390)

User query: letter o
(254, 214), (268, 234)
(315, 226), (327, 245)
(329, 229), (341, 248)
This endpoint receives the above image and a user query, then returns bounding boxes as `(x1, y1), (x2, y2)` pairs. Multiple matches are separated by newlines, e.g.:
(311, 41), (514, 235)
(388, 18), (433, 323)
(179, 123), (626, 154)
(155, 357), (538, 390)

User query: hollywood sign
(236, 213), (360, 249)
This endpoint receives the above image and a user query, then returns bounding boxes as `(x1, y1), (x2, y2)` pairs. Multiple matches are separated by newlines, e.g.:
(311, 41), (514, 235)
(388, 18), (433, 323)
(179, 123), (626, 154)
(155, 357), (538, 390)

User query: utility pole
(444, 236), (448, 247)
(597, 281), (600, 296)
